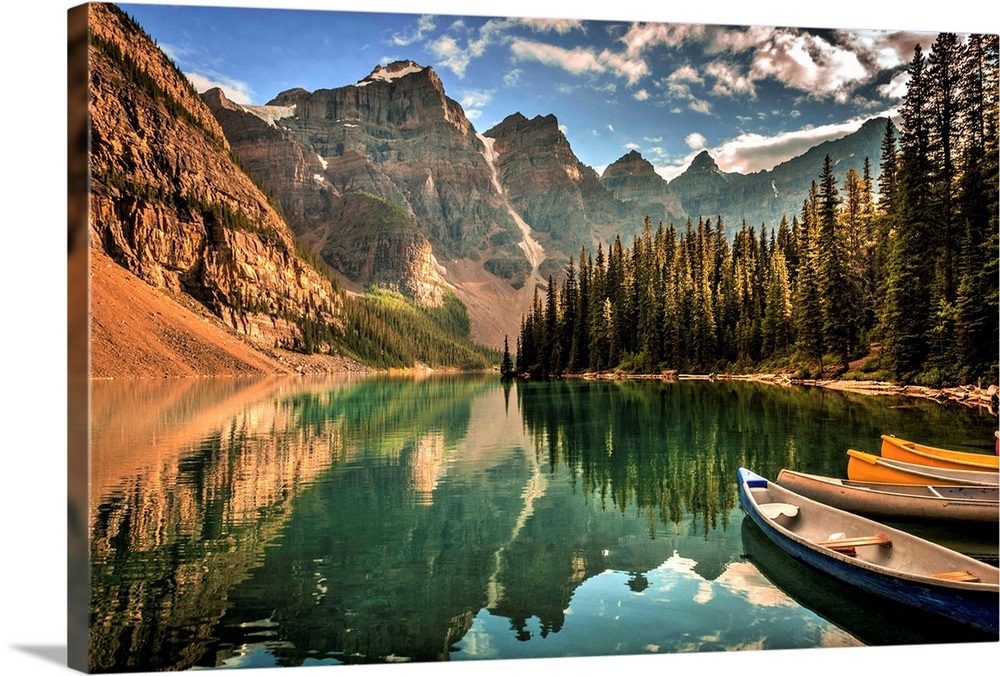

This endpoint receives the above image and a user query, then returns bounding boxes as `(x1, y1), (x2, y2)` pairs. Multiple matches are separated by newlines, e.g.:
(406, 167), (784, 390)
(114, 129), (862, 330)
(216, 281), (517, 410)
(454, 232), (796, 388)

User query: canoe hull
(738, 468), (1000, 635)
(881, 435), (999, 471)
(848, 450), (1000, 487)
(776, 470), (1000, 524)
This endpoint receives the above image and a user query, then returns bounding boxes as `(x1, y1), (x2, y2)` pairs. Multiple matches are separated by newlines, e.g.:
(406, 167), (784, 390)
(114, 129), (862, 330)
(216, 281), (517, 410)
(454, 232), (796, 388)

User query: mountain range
(85, 3), (887, 371)
(202, 58), (886, 348)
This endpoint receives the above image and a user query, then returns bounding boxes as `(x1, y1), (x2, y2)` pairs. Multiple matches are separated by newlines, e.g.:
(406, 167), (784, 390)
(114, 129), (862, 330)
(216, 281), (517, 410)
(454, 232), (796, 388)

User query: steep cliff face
(669, 118), (887, 233)
(484, 113), (672, 265)
(205, 61), (530, 298)
(88, 3), (346, 366)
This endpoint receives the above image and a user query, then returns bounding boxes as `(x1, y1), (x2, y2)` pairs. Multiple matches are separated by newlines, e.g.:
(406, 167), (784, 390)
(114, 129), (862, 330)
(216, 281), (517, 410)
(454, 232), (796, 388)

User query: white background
(2, 1), (998, 675)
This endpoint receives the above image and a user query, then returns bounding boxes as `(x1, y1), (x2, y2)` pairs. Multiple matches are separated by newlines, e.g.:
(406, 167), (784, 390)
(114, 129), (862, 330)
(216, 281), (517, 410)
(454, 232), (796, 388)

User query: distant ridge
(669, 117), (888, 234)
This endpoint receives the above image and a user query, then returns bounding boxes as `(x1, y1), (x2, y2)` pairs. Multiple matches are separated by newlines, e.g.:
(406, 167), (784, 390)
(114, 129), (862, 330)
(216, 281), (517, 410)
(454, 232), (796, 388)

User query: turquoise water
(87, 375), (998, 672)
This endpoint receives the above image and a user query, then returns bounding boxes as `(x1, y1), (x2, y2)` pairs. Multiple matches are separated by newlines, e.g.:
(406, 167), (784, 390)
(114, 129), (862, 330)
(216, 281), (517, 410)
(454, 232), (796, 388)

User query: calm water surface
(88, 375), (999, 672)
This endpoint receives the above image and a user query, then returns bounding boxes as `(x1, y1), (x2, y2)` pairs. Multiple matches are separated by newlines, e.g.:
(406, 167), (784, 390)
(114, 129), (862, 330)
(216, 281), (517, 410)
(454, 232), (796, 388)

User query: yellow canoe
(880, 434), (999, 471)
(847, 449), (1000, 487)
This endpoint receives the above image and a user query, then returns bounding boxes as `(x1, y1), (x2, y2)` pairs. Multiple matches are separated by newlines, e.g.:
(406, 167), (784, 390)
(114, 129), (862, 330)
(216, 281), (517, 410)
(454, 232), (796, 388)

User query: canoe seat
(930, 571), (981, 583)
(759, 502), (799, 519)
(816, 534), (891, 556)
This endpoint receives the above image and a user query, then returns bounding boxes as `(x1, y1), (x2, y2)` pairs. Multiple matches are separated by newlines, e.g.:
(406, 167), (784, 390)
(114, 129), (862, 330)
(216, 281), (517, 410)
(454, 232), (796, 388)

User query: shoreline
(563, 371), (999, 413)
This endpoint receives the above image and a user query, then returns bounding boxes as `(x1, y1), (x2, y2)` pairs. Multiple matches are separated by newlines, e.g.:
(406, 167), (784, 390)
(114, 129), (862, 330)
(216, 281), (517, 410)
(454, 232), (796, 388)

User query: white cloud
(598, 49), (648, 85)
(503, 69), (523, 86)
(510, 39), (647, 85)
(185, 71), (253, 104)
(689, 99), (712, 114)
(705, 25), (780, 55)
(625, 142), (641, 150)
(607, 124), (615, 133)
(712, 114), (884, 174)
(518, 18), (585, 34)
(457, 88), (493, 120)
(621, 22), (707, 57)
(668, 65), (703, 84)
(878, 71), (910, 99)
(633, 89), (650, 101)
(511, 39), (605, 76)
(685, 132), (706, 149)
(705, 60), (756, 98)
(458, 88), (494, 108)
(392, 15), (436, 47)
(428, 35), (471, 77)
(559, 124), (569, 135)
(661, 65), (704, 101)
(838, 30), (937, 70)
(429, 18), (517, 77)
(749, 31), (869, 100)
(665, 81), (694, 100)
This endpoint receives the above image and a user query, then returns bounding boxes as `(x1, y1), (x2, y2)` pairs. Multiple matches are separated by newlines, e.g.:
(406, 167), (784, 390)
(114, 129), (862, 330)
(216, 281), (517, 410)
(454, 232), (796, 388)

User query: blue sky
(119, 1), (968, 180)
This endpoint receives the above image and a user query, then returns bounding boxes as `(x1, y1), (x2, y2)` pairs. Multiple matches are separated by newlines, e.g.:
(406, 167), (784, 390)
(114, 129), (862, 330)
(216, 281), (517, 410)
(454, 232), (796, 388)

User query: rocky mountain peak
(354, 60), (449, 98)
(688, 150), (720, 172)
(602, 150), (655, 178)
(360, 60), (428, 84)
(267, 87), (309, 107)
(200, 87), (240, 112)
(486, 112), (562, 139)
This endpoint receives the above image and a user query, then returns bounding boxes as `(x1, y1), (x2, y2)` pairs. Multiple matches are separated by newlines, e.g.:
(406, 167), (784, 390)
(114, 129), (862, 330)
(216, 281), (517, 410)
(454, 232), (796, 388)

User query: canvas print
(67, 0), (999, 673)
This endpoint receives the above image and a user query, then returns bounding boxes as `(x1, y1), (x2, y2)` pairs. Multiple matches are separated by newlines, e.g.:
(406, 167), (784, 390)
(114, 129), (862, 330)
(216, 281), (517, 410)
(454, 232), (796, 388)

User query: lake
(87, 375), (998, 672)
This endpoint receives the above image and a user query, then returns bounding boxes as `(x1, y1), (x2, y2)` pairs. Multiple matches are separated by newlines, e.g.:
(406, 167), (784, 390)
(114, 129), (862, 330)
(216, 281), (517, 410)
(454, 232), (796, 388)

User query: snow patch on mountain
(240, 104), (296, 127)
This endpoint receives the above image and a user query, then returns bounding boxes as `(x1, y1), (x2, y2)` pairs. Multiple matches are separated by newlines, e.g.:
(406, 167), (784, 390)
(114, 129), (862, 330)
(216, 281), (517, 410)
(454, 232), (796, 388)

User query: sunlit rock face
(204, 61), (531, 301)
(88, 3), (342, 357)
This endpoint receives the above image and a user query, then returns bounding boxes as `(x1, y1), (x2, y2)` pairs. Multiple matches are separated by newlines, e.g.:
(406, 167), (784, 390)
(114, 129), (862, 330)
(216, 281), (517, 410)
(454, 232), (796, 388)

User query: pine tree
(795, 190), (824, 374)
(571, 248), (591, 371)
(840, 166), (868, 347)
(500, 335), (514, 378)
(927, 32), (963, 306)
(954, 34), (1000, 382)
(561, 257), (578, 373)
(545, 275), (560, 374)
(762, 248), (793, 358)
(815, 155), (850, 369)
(883, 45), (935, 380)
(872, 118), (898, 343)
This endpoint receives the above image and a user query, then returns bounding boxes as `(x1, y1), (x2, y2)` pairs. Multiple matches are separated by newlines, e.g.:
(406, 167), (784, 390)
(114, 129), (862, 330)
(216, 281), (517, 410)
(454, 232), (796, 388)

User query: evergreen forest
(513, 34), (998, 387)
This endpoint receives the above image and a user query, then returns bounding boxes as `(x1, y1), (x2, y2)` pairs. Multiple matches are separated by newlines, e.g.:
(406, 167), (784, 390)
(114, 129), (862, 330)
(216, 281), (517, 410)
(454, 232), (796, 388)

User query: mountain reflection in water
(87, 375), (998, 671)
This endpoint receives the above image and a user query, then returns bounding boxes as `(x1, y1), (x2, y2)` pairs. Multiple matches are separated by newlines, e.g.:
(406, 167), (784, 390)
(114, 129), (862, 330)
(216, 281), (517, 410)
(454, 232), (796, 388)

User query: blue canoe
(738, 467), (999, 635)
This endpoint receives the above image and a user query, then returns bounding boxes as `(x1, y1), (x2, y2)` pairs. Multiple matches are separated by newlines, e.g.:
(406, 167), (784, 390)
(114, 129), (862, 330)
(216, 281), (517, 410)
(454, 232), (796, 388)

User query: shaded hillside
(485, 113), (685, 262)
(670, 117), (888, 234)
(600, 149), (686, 223)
